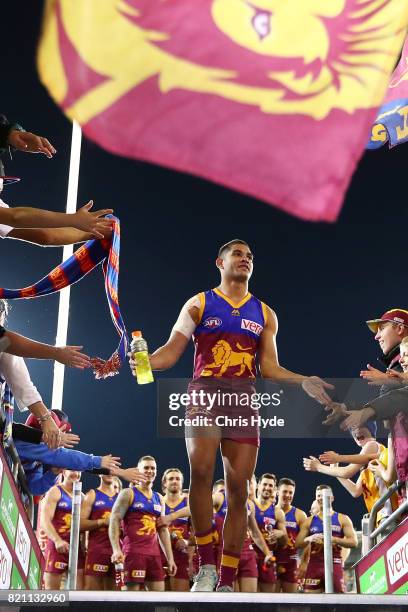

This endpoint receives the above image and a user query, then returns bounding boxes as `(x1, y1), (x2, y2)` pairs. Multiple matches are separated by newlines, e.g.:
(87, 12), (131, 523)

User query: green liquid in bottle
(134, 350), (154, 384)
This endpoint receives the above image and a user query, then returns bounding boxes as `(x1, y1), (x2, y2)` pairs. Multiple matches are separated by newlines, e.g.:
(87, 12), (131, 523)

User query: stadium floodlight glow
(51, 120), (82, 412)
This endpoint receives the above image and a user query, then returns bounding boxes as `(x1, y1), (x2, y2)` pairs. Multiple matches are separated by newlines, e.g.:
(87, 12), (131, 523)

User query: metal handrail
(368, 479), (403, 549)
(0, 407), (34, 524)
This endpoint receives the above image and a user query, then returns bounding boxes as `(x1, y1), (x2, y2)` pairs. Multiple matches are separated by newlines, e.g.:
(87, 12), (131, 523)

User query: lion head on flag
(40, 0), (406, 122)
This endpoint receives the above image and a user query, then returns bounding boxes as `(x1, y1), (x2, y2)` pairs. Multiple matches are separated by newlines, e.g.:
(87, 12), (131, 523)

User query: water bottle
(114, 562), (124, 590)
(130, 331), (154, 384)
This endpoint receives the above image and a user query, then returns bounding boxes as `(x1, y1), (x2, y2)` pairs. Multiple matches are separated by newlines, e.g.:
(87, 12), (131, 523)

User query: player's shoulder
(337, 512), (352, 526)
(295, 507), (308, 523)
(260, 303), (278, 327)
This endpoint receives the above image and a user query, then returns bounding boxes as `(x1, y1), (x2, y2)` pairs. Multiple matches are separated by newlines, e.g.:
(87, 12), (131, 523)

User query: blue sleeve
(24, 467), (58, 496)
(15, 441), (102, 471)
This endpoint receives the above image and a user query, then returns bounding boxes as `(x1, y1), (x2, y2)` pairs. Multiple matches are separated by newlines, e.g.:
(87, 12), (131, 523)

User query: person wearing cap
(0, 161), (113, 243)
(0, 114), (56, 158)
(360, 309), (408, 389)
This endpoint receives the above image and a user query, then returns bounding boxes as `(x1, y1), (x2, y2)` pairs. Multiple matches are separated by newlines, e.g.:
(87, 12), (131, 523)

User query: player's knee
(190, 464), (213, 487)
(226, 479), (247, 507)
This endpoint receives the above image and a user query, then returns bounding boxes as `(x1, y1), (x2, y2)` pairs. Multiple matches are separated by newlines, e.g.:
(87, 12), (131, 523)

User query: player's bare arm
(332, 515), (358, 548)
(109, 488), (132, 563)
(42, 486), (69, 554)
(157, 494), (177, 576)
(247, 500), (274, 561)
(274, 507), (288, 546)
(129, 295), (200, 372)
(295, 516), (313, 549)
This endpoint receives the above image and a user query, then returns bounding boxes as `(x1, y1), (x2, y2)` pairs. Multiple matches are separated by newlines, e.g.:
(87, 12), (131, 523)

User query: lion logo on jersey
(59, 513), (71, 535)
(39, 0), (406, 123)
(202, 340), (255, 377)
(136, 514), (156, 536)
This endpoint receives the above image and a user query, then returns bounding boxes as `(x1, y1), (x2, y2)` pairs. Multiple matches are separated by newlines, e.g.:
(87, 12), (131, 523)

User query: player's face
(374, 322), (401, 354)
(400, 345), (408, 372)
(165, 471), (183, 494)
(213, 482), (225, 494)
(64, 470), (81, 483)
(258, 478), (276, 501)
(139, 460), (156, 484)
(101, 475), (114, 486)
(351, 427), (372, 447)
(218, 244), (254, 282)
(278, 484), (295, 506)
(315, 489), (333, 510)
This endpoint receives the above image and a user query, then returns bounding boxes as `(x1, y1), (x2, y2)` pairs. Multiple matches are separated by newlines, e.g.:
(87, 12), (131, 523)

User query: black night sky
(2, 1), (408, 526)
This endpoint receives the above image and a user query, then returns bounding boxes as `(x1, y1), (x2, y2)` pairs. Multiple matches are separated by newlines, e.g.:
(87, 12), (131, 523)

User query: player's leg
(145, 580), (165, 591)
(43, 572), (63, 590)
(84, 574), (105, 590)
(186, 432), (220, 591)
(170, 577), (190, 591)
(76, 569), (84, 590)
(238, 577), (257, 593)
(217, 439), (258, 590)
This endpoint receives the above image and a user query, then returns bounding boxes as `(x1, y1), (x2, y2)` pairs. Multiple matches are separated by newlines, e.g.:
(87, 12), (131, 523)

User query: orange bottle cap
(131, 331), (142, 337)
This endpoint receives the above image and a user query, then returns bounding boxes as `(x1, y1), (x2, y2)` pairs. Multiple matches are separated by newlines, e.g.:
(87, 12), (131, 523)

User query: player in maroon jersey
(109, 456), (176, 591)
(158, 468), (191, 591)
(81, 475), (120, 590)
(296, 485), (357, 593)
(42, 470), (85, 590)
(275, 478), (308, 592)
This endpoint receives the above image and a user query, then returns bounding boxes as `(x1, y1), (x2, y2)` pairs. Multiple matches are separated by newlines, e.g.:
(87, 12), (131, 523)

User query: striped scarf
(0, 215), (128, 379)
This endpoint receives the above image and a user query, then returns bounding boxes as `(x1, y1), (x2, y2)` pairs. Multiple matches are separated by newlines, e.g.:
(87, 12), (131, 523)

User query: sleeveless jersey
(275, 506), (300, 563)
(88, 488), (118, 552)
(253, 499), (276, 554)
(192, 289), (267, 379)
(309, 512), (344, 561)
(360, 444), (399, 521)
(164, 496), (190, 544)
(122, 486), (162, 555)
(53, 486), (72, 542)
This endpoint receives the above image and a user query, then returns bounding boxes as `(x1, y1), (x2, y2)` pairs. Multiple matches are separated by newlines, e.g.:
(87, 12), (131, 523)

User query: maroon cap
(0, 160), (20, 185)
(25, 410), (72, 432)
(366, 309), (408, 333)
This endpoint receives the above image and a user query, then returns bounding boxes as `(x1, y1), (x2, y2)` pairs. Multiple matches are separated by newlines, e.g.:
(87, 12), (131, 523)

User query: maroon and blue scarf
(0, 215), (128, 379)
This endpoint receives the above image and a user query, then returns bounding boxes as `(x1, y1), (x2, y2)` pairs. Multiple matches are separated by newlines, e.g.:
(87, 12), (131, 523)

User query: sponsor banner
(0, 473), (18, 546)
(393, 580), (408, 595)
(0, 531), (12, 589)
(28, 547), (41, 590)
(359, 556), (388, 594)
(10, 564), (25, 589)
(15, 514), (31, 577)
(355, 517), (408, 594)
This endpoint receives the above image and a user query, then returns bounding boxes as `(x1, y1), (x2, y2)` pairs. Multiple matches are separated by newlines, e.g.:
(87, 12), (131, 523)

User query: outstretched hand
(55, 346), (91, 369)
(302, 376), (334, 404)
(8, 130), (56, 158)
(72, 201), (114, 239)
(322, 402), (347, 426)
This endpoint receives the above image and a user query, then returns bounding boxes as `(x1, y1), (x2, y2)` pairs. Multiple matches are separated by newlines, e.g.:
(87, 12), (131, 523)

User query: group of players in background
(38, 459), (357, 593)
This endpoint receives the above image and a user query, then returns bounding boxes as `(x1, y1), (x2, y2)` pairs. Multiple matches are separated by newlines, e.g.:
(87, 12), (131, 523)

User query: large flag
(38, 1), (408, 222)
(368, 35), (408, 149)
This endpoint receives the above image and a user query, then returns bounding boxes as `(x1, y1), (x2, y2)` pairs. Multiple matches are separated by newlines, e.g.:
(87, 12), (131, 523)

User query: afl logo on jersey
(203, 317), (222, 329)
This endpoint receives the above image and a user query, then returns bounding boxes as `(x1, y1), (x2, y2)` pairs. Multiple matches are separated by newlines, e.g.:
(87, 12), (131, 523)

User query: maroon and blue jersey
(53, 486), (73, 542)
(123, 487), (162, 556)
(164, 496), (190, 542)
(253, 500), (277, 554)
(275, 506), (300, 563)
(192, 289), (267, 380)
(309, 512), (344, 561)
(88, 488), (118, 553)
